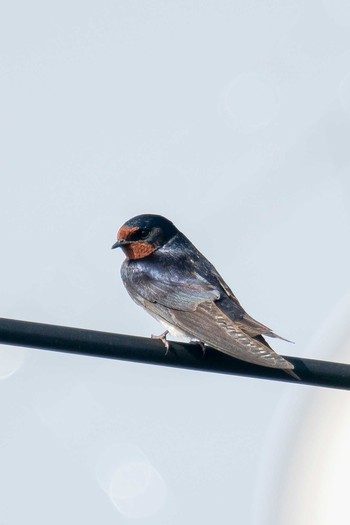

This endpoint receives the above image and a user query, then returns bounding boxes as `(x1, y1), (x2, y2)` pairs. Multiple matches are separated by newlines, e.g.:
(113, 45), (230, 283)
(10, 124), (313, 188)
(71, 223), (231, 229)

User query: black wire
(0, 317), (349, 390)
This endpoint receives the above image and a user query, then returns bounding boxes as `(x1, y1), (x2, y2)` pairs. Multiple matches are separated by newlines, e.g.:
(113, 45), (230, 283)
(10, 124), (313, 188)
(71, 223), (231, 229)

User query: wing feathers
(142, 276), (220, 310)
(166, 302), (294, 370)
(123, 264), (220, 311)
(123, 258), (294, 371)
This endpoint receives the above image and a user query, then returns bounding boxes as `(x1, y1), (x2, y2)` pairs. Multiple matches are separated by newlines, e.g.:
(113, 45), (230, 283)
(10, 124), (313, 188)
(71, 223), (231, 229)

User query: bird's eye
(139, 229), (150, 240)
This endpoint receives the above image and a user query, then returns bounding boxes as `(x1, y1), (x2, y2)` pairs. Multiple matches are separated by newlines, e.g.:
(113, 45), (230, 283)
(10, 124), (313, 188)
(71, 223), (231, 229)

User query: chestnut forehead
(117, 225), (139, 240)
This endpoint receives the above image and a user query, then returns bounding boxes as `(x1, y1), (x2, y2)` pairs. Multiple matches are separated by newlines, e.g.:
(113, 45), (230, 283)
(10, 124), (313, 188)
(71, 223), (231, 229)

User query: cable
(0, 317), (349, 390)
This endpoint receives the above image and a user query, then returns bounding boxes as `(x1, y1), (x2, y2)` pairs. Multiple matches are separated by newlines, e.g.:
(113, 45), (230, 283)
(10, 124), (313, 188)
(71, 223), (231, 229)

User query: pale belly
(127, 285), (194, 340)
(157, 318), (190, 338)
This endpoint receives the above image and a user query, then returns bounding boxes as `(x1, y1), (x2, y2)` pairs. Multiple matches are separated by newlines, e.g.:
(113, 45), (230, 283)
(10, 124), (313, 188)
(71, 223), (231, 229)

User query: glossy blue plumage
(114, 214), (296, 375)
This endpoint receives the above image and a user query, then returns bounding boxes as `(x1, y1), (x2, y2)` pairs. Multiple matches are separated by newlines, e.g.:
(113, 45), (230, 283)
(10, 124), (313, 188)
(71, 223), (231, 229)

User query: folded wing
(125, 262), (294, 371)
(146, 299), (294, 370)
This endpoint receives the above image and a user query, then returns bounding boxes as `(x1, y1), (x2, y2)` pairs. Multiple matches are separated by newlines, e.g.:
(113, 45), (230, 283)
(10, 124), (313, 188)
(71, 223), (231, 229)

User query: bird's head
(112, 214), (178, 260)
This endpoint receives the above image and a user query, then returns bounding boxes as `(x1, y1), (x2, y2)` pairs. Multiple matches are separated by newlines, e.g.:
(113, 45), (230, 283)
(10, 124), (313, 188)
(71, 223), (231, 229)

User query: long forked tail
(238, 311), (294, 343)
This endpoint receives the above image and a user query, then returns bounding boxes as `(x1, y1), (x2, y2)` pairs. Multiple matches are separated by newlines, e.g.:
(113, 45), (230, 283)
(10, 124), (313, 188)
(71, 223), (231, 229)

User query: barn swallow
(112, 214), (298, 378)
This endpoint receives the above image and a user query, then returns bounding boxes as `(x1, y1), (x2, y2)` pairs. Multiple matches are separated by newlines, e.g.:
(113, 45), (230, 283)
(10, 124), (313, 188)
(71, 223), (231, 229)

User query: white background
(1, 1), (350, 523)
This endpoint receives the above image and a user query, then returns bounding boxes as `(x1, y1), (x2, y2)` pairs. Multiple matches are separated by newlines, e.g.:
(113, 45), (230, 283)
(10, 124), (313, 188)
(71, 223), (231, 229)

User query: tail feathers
(265, 331), (294, 344)
(253, 335), (300, 380)
(240, 313), (294, 343)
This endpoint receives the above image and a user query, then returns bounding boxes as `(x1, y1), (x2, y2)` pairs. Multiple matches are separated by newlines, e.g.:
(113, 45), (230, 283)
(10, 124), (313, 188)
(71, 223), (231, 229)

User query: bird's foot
(196, 341), (206, 357)
(151, 330), (170, 355)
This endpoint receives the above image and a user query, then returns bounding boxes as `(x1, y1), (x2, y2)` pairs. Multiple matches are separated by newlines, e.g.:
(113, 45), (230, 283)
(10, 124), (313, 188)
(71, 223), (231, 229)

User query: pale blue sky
(1, 1), (350, 523)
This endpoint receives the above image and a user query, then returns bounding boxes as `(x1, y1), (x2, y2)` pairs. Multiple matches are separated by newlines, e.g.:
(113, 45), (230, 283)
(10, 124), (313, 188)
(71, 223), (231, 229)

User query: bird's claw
(199, 341), (206, 357)
(151, 330), (170, 355)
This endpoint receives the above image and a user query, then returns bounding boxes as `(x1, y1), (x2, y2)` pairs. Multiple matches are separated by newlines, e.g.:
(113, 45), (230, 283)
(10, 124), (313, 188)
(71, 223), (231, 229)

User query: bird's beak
(111, 239), (132, 249)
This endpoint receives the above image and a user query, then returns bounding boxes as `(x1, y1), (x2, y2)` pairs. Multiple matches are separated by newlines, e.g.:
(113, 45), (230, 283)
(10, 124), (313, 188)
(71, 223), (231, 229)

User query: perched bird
(112, 214), (297, 378)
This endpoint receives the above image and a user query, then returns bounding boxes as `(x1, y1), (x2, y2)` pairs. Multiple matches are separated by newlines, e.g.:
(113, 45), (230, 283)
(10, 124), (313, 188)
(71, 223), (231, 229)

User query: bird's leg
(196, 341), (206, 357)
(151, 330), (170, 355)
